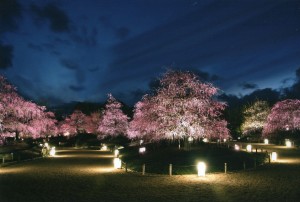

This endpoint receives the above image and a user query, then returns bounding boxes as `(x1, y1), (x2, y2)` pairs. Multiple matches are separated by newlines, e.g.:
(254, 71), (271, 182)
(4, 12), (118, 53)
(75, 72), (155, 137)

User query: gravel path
(1, 147), (300, 202)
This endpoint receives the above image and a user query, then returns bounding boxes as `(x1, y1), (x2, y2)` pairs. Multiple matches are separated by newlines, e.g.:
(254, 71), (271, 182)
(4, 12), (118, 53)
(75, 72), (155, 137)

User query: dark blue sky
(1, 0), (300, 106)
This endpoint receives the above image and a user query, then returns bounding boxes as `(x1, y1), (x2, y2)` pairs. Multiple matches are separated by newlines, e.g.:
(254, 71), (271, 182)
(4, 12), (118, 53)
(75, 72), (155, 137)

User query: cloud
(115, 27), (130, 40)
(71, 26), (98, 46)
(75, 69), (86, 83)
(296, 67), (300, 79)
(98, 16), (111, 28)
(0, 43), (13, 69)
(60, 59), (79, 70)
(60, 58), (86, 83)
(114, 89), (146, 105)
(31, 3), (70, 33)
(240, 82), (258, 90)
(27, 43), (43, 51)
(88, 67), (100, 72)
(69, 85), (85, 92)
(0, 0), (21, 33)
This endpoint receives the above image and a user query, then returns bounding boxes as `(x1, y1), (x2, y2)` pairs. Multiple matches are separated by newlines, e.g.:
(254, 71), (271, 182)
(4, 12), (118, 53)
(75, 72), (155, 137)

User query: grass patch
(121, 143), (267, 175)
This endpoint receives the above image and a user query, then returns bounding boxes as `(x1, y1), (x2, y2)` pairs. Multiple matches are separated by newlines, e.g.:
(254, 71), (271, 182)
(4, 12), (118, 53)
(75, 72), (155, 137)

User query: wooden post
(2, 157), (4, 164)
(243, 161), (246, 170)
(224, 163), (227, 174)
(267, 151), (271, 164)
(142, 164), (145, 175)
(125, 163), (128, 172)
(169, 164), (172, 176)
(254, 158), (257, 169)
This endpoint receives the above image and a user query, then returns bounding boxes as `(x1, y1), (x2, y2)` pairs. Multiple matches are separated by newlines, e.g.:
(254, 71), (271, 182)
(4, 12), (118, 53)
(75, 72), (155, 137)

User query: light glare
(139, 147), (146, 153)
(113, 158), (122, 169)
(49, 147), (56, 156)
(234, 144), (240, 151)
(264, 139), (269, 144)
(114, 149), (119, 157)
(246, 144), (252, 152)
(285, 140), (292, 147)
(197, 162), (206, 177)
(271, 152), (277, 161)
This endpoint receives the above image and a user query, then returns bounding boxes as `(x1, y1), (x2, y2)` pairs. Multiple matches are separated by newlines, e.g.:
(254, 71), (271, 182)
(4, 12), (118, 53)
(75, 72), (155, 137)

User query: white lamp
(197, 162), (206, 177)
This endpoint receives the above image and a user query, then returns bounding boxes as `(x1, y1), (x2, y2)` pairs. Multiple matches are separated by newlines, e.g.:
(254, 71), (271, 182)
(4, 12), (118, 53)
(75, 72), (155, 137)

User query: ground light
(234, 144), (240, 151)
(246, 144), (252, 152)
(113, 158), (122, 169)
(197, 162), (206, 177)
(139, 147), (146, 154)
(100, 144), (108, 151)
(264, 139), (269, 144)
(271, 152), (277, 161)
(114, 149), (119, 157)
(49, 147), (56, 156)
(285, 140), (292, 147)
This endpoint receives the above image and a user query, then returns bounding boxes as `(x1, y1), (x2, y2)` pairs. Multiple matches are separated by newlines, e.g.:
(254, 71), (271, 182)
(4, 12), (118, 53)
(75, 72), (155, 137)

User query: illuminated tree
(57, 110), (87, 136)
(128, 70), (230, 144)
(263, 99), (300, 140)
(97, 94), (129, 139)
(69, 110), (87, 134)
(58, 117), (77, 137)
(241, 100), (270, 139)
(84, 111), (101, 134)
(0, 75), (57, 143)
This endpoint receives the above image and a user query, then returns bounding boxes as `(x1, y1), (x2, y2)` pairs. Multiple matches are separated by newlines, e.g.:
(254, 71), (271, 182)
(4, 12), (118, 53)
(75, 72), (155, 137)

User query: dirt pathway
(1, 147), (300, 202)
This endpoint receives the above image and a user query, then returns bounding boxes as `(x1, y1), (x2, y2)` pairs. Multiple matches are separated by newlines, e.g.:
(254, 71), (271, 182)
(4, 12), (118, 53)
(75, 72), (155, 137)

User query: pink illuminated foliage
(128, 70), (230, 142)
(263, 99), (300, 139)
(97, 94), (129, 139)
(84, 111), (101, 134)
(0, 76), (57, 144)
(58, 110), (88, 136)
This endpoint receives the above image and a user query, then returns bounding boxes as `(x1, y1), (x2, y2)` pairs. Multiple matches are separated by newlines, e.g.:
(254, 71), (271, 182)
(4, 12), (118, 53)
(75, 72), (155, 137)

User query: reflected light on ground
(82, 166), (116, 174)
(0, 167), (30, 174)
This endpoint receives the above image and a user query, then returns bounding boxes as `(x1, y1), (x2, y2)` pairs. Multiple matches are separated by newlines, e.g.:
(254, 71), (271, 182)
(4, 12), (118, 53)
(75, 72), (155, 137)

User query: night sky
(1, 0), (300, 106)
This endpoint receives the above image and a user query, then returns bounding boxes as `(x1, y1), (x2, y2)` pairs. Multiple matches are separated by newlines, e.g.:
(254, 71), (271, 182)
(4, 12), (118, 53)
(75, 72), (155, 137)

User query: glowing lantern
(223, 139), (227, 142)
(264, 139), (269, 144)
(113, 158), (122, 169)
(234, 144), (240, 151)
(197, 162), (206, 177)
(271, 152), (277, 161)
(100, 144), (108, 151)
(63, 131), (70, 136)
(188, 136), (193, 142)
(49, 147), (56, 156)
(246, 145), (252, 152)
(139, 147), (146, 154)
(114, 149), (119, 157)
(285, 140), (292, 147)
(203, 138), (208, 143)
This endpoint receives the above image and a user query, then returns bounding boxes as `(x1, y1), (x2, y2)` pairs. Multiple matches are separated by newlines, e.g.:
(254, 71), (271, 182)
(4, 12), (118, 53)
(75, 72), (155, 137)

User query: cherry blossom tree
(0, 75), (57, 143)
(57, 117), (77, 137)
(97, 94), (129, 139)
(83, 111), (101, 134)
(263, 99), (300, 140)
(128, 70), (230, 144)
(57, 110), (87, 136)
(69, 110), (87, 134)
(241, 100), (270, 140)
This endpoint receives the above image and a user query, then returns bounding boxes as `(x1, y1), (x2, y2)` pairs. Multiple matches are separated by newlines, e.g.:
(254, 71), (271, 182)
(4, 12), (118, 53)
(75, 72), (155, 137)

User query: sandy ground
(1, 146), (300, 202)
